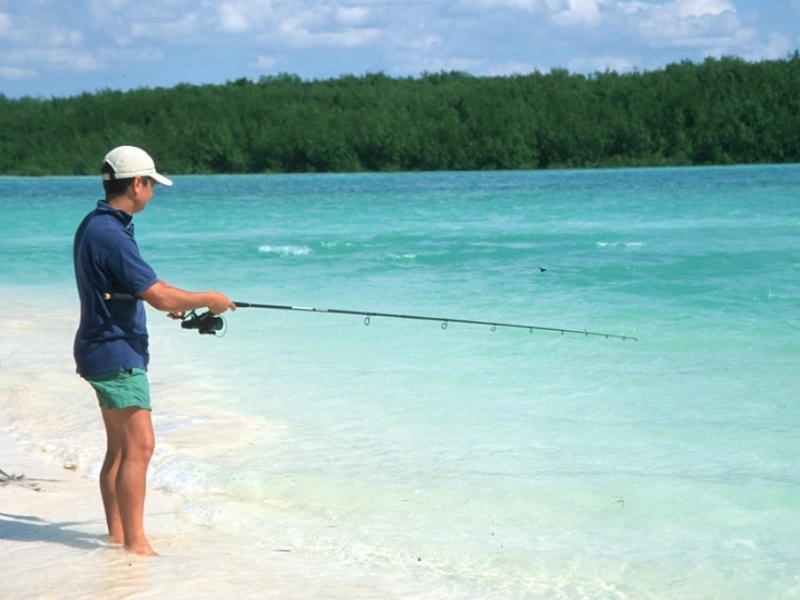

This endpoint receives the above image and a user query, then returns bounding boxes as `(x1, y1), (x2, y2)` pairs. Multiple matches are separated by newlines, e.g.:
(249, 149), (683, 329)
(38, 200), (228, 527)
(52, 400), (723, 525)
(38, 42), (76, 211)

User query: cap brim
(151, 172), (173, 186)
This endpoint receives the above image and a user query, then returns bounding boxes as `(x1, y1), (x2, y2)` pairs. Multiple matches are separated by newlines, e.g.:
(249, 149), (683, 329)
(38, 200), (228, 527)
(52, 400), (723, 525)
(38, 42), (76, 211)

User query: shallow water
(1, 166), (799, 598)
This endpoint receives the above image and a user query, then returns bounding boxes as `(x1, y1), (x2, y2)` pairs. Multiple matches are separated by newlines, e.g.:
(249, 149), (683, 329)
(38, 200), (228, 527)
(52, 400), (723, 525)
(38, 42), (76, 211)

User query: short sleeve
(105, 235), (159, 296)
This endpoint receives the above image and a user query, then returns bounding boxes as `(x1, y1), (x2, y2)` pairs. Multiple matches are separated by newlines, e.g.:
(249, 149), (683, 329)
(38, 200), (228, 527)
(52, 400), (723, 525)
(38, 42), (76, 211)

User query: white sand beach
(1, 422), (409, 600)
(0, 296), (437, 600)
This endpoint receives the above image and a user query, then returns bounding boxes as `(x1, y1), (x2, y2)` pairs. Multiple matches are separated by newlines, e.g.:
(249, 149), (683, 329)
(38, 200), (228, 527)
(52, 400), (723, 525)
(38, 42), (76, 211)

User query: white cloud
(0, 12), (11, 34)
(255, 55), (278, 69)
(1, 0), (798, 97)
(485, 60), (537, 76)
(218, 6), (248, 33)
(0, 12), (35, 43)
(4, 48), (101, 72)
(89, 0), (191, 20)
(616, 0), (748, 50)
(131, 13), (202, 40)
(738, 31), (794, 62)
(399, 53), (484, 75)
(41, 26), (84, 47)
(204, 1), (385, 50)
(763, 32), (794, 58)
(672, 0), (735, 19)
(567, 54), (637, 73)
(458, 0), (736, 20)
(99, 46), (165, 66)
(218, 2), (262, 33)
(88, 0), (139, 23)
(0, 9), (98, 75)
(407, 34), (444, 53)
(0, 66), (36, 80)
(336, 6), (371, 26)
(213, 0), (296, 33)
(473, 0), (541, 10)
(275, 20), (381, 49)
(551, 0), (607, 26)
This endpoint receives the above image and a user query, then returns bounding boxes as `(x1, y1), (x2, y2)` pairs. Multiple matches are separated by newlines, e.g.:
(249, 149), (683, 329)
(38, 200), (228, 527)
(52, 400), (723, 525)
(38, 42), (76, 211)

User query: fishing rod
(103, 293), (637, 341)
(234, 302), (636, 340)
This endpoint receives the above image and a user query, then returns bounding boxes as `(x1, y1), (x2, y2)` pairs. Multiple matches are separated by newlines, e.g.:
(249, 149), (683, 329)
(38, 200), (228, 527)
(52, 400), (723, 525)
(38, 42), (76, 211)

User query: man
(73, 146), (236, 555)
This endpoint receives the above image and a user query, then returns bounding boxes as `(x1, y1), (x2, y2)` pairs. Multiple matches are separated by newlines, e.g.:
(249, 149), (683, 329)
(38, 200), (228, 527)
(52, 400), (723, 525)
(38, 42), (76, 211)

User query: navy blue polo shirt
(73, 200), (159, 378)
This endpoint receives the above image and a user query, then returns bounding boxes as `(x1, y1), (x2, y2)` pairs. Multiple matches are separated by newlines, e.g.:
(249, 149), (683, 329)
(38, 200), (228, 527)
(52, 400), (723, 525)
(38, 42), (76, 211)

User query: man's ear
(131, 176), (148, 193)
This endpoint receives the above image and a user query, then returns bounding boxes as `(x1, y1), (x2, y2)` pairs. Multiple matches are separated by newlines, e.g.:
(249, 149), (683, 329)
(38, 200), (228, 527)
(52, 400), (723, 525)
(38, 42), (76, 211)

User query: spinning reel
(180, 310), (226, 336)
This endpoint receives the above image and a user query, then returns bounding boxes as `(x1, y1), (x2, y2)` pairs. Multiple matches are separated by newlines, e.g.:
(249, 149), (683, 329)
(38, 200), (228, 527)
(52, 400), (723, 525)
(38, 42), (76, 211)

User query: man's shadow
(0, 512), (107, 550)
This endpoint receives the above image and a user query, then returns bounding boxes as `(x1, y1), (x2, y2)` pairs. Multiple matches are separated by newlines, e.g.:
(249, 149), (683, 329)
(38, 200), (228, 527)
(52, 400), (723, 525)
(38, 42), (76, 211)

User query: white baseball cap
(102, 146), (173, 186)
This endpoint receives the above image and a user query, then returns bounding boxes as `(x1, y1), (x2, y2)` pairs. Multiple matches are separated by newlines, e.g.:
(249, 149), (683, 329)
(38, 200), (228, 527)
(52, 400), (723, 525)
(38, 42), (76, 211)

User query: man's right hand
(207, 293), (237, 315)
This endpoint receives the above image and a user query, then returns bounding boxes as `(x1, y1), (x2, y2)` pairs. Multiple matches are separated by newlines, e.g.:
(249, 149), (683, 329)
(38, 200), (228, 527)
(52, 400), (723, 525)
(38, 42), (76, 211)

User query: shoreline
(0, 425), (402, 599)
(0, 294), (418, 599)
(0, 424), (182, 598)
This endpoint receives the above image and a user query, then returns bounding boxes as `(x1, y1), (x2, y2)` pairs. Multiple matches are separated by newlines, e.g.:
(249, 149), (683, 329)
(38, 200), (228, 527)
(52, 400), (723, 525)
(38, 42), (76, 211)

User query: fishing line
(103, 293), (637, 341)
(235, 301), (636, 340)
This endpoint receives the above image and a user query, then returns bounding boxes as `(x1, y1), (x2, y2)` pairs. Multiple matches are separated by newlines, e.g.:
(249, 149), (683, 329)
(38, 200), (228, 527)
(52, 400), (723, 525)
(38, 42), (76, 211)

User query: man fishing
(73, 146), (236, 555)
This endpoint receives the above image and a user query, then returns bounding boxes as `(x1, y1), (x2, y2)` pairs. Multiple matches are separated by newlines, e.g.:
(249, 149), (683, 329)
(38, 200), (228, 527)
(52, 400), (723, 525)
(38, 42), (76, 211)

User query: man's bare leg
(100, 406), (157, 556)
(100, 409), (124, 544)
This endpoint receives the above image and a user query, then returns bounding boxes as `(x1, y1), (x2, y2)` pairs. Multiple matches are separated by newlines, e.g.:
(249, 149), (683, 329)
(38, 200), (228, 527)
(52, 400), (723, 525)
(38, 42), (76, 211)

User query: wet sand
(0, 426), (400, 600)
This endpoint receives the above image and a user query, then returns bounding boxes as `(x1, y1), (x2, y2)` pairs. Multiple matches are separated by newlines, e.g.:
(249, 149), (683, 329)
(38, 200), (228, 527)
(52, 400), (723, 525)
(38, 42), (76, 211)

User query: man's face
(131, 176), (155, 213)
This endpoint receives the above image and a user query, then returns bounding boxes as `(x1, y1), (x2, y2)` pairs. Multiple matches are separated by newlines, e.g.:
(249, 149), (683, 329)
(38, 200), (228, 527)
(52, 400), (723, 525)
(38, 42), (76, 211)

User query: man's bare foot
(124, 540), (159, 556)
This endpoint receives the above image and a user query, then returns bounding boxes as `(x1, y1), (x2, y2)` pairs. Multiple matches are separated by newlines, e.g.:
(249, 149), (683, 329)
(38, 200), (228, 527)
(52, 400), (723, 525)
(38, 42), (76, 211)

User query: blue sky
(1, 0), (799, 98)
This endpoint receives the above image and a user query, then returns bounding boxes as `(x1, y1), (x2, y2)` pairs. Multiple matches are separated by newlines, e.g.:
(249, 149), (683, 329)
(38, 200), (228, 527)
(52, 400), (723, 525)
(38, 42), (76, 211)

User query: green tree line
(2, 53), (800, 175)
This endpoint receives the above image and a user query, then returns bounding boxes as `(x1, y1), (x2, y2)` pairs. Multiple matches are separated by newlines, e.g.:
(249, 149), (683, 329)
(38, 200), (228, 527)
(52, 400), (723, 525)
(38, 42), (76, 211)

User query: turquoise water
(1, 166), (799, 598)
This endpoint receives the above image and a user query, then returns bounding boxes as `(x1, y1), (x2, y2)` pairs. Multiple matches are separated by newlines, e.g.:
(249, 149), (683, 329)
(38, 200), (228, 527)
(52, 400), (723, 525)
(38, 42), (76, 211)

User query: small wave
(319, 241), (360, 251)
(382, 253), (418, 260)
(768, 292), (799, 300)
(597, 241), (644, 248)
(258, 244), (312, 257)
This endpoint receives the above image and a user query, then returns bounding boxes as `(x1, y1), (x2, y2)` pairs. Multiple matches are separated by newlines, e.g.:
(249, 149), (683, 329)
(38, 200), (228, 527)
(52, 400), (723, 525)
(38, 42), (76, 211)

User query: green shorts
(86, 368), (152, 411)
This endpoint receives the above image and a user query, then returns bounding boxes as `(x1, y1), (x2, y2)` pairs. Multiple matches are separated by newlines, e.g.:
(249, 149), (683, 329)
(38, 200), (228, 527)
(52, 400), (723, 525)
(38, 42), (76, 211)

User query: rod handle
(103, 292), (140, 302)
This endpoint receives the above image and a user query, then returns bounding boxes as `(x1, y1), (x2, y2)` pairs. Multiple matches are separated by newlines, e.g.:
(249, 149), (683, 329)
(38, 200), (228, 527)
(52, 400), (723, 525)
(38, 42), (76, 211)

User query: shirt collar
(96, 199), (134, 227)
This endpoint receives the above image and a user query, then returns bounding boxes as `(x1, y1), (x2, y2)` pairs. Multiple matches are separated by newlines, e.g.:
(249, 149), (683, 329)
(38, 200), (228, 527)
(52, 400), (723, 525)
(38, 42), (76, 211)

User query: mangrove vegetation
(1, 53), (800, 175)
